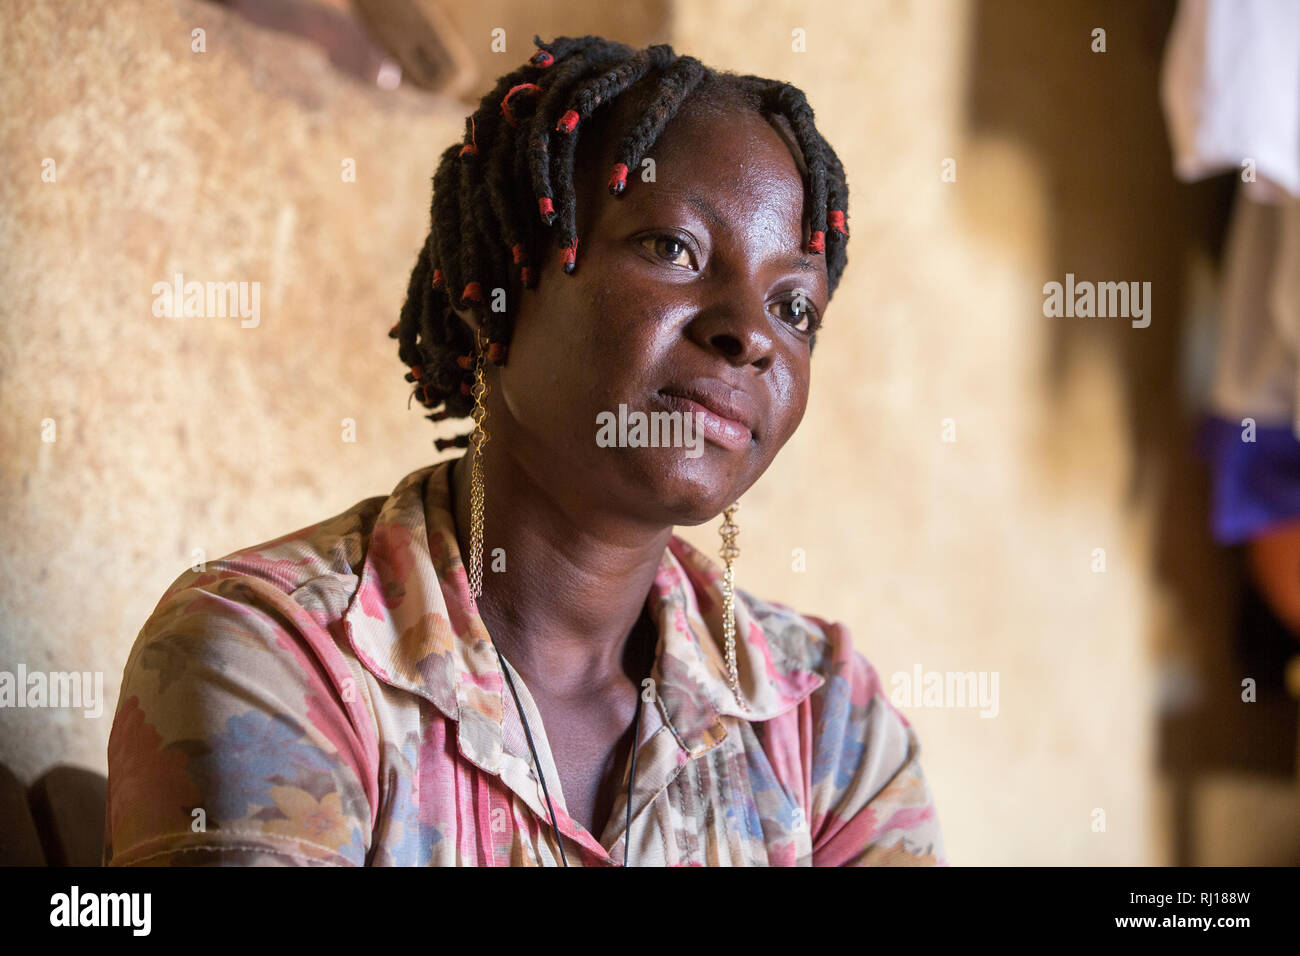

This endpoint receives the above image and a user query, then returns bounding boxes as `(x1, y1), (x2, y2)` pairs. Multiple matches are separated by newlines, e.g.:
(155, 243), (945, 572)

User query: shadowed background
(2, 0), (1297, 865)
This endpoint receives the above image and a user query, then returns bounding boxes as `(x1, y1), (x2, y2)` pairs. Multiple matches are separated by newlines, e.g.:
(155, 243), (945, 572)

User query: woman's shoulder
(114, 486), (404, 728)
(736, 586), (900, 720)
(664, 533), (896, 712)
(139, 463), (446, 646)
(108, 492), (396, 865)
(738, 587), (858, 674)
(734, 588), (946, 865)
(127, 485), (406, 678)
(120, 487), (398, 681)
(156, 492), (389, 609)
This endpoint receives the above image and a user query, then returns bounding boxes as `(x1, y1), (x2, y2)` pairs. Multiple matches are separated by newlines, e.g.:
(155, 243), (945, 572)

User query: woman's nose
(685, 287), (776, 371)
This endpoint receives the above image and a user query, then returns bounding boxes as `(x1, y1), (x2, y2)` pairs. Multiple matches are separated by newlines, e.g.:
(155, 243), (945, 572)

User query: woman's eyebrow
(676, 189), (728, 234)
(629, 186), (728, 234)
(784, 255), (820, 274)
(655, 190), (825, 277)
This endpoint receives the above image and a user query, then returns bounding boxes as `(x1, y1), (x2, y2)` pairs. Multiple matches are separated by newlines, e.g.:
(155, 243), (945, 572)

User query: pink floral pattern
(104, 460), (946, 866)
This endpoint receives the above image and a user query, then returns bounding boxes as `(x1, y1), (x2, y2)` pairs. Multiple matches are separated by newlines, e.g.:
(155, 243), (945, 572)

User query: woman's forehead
(579, 101), (807, 207)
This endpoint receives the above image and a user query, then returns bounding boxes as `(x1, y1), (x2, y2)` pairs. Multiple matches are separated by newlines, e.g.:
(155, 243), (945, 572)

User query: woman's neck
(448, 442), (673, 698)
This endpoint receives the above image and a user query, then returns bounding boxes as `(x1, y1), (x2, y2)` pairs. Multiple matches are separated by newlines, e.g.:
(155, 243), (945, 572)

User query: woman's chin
(603, 445), (758, 526)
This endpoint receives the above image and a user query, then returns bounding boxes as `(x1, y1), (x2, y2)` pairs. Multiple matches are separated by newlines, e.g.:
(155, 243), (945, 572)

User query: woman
(105, 35), (946, 866)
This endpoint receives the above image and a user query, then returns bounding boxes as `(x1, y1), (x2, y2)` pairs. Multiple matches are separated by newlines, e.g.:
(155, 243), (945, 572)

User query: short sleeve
(807, 623), (947, 866)
(105, 573), (379, 866)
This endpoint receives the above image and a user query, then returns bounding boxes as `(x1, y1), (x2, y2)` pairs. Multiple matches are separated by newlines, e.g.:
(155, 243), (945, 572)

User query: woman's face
(486, 98), (830, 527)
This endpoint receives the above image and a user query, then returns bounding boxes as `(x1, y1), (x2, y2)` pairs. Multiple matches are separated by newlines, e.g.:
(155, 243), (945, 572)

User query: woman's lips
(656, 390), (754, 451)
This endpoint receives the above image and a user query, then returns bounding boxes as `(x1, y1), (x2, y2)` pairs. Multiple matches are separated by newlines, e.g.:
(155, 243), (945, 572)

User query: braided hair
(388, 35), (851, 450)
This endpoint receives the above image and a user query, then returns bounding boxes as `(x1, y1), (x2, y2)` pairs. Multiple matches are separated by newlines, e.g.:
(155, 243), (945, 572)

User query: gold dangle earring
(468, 329), (490, 603)
(719, 501), (747, 710)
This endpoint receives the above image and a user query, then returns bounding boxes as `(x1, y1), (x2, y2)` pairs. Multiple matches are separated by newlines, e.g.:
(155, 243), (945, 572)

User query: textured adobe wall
(0, 0), (472, 786)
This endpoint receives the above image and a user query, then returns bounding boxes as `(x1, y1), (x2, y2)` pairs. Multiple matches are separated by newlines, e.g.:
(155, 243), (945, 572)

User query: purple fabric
(1197, 413), (1300, 544)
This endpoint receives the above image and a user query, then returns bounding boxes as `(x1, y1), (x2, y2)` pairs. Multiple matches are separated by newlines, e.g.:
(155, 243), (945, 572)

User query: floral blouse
(104, 459), (946, 866)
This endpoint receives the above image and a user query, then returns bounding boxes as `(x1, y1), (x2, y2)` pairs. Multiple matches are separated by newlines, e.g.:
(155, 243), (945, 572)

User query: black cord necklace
(495, 644), (645, 867)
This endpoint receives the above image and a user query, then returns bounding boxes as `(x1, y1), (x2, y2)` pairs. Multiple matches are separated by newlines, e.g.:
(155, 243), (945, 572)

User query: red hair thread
(808, 230), (825, 254)
(556, 109), (580, 134)
(829, 210), (849, 237)
(459, 115), (478, 158)
(500, 83), (541, 129)
(608, 163), (629, 195)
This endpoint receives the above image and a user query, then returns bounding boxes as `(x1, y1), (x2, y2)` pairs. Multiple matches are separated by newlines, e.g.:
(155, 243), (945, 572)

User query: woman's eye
(770, 293), (820, 333)
(642, 234), (695, 269)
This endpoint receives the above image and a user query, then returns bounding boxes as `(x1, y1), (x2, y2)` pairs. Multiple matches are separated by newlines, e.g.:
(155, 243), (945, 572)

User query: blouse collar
(342, 460), (825, 774)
